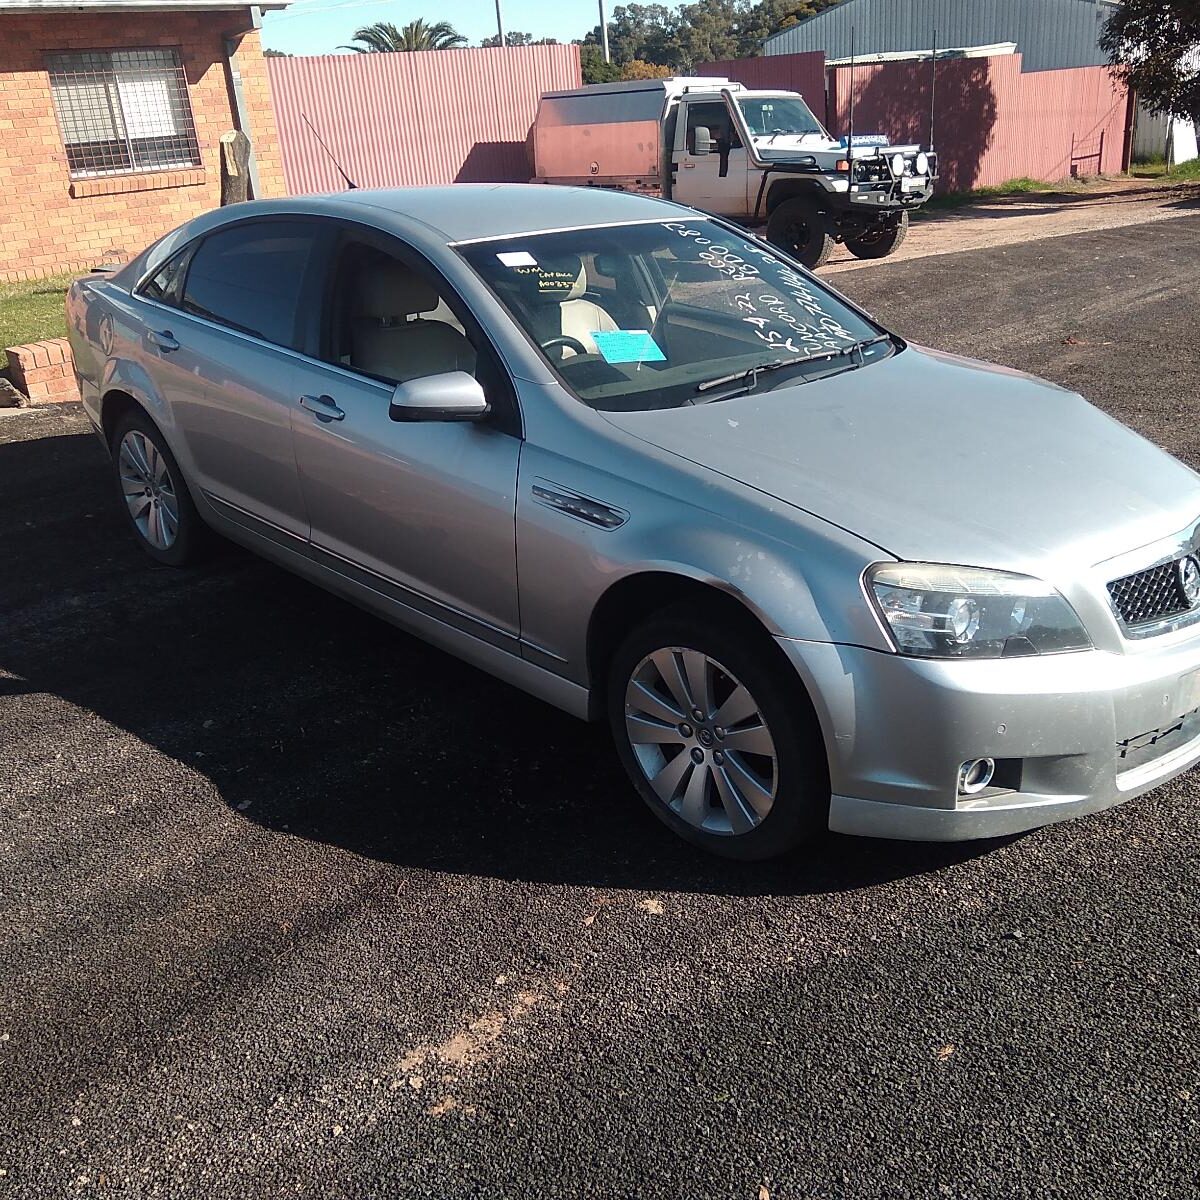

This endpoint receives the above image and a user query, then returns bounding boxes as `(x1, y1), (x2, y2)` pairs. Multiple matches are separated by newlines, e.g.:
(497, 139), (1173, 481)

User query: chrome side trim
(202, 490), (308, 549)
(310, 541), (519, 653)
(209, 514), (591, 721)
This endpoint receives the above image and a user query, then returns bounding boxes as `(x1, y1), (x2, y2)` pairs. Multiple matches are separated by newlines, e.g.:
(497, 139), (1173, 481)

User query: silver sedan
(66, 185), (1200, 859)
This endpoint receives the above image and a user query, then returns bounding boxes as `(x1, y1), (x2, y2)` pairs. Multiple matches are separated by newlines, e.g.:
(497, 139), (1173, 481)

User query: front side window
(46, 49), (200, 179)
(458, 219), (889, 412)
(180, 222), (317, 349)
(737, 97), (824, 137)
(685, 102), (742, 152)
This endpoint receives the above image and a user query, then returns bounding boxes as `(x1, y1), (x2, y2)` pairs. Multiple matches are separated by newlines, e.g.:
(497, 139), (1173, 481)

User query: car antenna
(846, 25), (855, 154)
(928, 28), (937, 153)
(301, 112), (357, 190)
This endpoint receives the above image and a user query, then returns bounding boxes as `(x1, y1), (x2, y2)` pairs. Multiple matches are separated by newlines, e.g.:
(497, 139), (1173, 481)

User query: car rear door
(289, 226), (523, 648)
(140, 217), (328, 548)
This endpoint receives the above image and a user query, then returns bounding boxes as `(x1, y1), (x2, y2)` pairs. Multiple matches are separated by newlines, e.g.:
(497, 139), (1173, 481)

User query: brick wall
(0, 10), (286, 282)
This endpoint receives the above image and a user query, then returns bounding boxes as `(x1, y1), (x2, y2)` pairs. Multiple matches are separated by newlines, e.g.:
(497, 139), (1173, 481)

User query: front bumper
(776, 635), (1200, 841)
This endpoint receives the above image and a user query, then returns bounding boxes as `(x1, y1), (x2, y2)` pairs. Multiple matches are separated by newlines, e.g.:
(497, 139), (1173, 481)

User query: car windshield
(738, 97), (824, 136)
(456, 219), (891, 412)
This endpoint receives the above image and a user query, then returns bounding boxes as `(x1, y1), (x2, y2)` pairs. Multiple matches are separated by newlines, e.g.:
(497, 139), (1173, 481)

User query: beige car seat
(352, 262), (476, 382)
(511, 255), (619, 357)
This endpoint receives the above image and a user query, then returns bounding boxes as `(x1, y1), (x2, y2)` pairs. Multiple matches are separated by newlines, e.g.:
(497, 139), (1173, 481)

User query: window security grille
(46, 49), (201, 179)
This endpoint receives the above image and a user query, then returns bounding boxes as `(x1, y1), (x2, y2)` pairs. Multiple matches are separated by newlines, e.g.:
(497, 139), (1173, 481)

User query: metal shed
(764, 0), (1120, 73)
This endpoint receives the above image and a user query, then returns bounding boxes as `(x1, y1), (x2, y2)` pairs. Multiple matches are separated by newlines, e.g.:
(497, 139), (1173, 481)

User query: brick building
(0, 0), (289, 282)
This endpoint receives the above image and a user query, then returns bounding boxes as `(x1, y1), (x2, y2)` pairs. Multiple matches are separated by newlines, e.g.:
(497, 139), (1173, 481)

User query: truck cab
(533, 77), (937, 269)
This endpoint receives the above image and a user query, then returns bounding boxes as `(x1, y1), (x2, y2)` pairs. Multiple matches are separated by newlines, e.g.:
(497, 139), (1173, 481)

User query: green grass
(922, 176), (1069, 212)
(1130, 155), (1200, 180)
(0, 272), (76, 372)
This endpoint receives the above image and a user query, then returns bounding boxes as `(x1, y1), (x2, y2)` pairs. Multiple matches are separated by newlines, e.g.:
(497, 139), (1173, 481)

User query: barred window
(46, 49), (201, 180)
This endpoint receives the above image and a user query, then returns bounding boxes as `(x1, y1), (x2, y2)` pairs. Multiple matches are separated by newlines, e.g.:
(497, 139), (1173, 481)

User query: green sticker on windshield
(591, 330), (666, 364)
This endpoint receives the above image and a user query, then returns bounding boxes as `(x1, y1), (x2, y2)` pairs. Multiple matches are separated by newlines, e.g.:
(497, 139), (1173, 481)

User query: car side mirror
(388, 371), (490, 422)
(692, 126), (713, 156)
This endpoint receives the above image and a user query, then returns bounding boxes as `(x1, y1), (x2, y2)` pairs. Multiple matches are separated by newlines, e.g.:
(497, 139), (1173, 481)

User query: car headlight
(867, 563), (1092, 659)
(890, 153), (906, 176)
(915, 151), (929, 174)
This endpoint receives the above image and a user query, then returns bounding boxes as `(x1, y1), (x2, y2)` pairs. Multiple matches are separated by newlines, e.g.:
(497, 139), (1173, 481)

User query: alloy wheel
(624, 646), (778, 836)
(118, 429), (179, 551)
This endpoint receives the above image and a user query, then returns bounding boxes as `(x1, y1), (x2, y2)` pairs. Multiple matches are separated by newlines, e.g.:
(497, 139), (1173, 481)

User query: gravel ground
(824, 175), (1200, 275)
(2, 217), (1198, 1199)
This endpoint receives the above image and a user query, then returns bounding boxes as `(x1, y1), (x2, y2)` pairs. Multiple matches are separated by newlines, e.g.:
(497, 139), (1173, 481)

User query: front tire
(608, 604), (830, 860)
(766, 197), (836, 270)
(111, 409), (204, 566)
(845, 211), (909, 260)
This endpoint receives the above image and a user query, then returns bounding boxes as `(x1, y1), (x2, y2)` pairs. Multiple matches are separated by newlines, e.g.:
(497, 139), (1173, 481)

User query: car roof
(293, 184), (682, 243)
(117, 185), (693, 292)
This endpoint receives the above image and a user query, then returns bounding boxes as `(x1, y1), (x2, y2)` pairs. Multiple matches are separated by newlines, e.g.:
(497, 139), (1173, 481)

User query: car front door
(673, 100), (749, 216)
(140, 217), (328, 547)
(290, 230), (522, 647)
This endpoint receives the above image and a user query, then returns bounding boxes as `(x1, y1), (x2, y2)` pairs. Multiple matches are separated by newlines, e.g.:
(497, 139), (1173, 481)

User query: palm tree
(340, 19), (466, 53)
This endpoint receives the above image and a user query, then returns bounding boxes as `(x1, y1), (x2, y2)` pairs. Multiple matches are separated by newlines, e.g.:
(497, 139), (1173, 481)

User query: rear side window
(180, 221), (316, 349)
(140, 246), (193, 305)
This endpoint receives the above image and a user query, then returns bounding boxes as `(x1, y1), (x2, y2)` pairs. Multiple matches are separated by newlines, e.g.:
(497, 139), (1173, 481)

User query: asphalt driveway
(2, 217), (1198, 1199)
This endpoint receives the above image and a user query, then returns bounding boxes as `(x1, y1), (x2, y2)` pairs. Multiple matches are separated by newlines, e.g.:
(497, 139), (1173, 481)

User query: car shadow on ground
(1, 418), (1009, 899)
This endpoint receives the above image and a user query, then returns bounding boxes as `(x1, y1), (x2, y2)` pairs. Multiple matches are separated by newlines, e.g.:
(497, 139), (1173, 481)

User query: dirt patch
(825, 176), (1200, 274)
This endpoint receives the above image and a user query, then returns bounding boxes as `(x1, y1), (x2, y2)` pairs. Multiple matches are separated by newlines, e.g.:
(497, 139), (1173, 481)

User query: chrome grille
(1107, 560), (1190, 626)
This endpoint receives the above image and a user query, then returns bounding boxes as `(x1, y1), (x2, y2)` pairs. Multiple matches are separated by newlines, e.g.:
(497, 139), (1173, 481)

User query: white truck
(532, 77), (936, 269)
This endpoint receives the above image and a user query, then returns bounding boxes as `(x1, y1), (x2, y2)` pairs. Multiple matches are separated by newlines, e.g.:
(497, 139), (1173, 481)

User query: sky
(261, 0), (605, 56)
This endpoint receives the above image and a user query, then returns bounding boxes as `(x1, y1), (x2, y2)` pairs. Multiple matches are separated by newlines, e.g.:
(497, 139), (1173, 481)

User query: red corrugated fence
(701, 50), (1129, 193)
(826, 52), (1129, 192)
(268, 45), (582, 194)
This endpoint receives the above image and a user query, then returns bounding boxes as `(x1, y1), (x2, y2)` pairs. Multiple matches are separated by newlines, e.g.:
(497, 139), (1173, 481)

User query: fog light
(958, 757), (995, 795)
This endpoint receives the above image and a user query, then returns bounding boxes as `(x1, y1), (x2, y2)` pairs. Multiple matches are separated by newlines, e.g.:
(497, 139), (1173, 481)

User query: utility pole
(494, 0), (505, 47)
(599, 0), (610, 63)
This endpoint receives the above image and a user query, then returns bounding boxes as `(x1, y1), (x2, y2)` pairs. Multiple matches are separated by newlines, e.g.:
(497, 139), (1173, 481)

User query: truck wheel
(766, 198), (835, 270)
(845, 211), (909, 260)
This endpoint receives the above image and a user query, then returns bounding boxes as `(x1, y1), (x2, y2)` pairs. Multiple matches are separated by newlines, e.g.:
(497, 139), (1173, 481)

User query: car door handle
(682, 162), (697, 169)
(147, 329), (179, 352)
(299, 393), (345, 422)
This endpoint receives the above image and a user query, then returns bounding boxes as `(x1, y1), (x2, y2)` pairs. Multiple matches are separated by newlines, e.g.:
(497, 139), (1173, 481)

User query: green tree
(1101, 0), (1200, 125)
(340, 19), (466, 53)
(584, 4), (681, 67)
(578, 43), (623, 83)
(482, 31), (539, 47)
(262, 48), (292, 57)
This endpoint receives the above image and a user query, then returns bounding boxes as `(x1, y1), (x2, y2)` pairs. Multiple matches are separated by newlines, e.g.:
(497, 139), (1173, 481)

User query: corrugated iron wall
(826, 52), (1129, 191)
(700, 50), (1128, 192)
(696, 52), (826, 115)
(268, 45), (581, 194)
(762, 0), (1113, 73)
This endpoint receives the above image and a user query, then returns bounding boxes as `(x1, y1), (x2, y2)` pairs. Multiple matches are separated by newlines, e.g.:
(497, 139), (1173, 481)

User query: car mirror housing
(692, 126), (713, 155)
(388, 372), (490, 423)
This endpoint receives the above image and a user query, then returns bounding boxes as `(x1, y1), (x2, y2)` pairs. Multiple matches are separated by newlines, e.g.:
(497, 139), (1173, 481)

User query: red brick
(0, 10), (285, 281)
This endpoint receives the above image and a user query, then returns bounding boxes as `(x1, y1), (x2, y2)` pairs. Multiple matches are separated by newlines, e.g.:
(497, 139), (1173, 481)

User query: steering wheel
(540, 334), (590, 360)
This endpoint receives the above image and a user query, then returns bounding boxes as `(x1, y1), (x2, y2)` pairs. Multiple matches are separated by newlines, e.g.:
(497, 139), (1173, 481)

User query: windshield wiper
(798, 333), (894, 371)
(693, 334), (894, 401)
(695, 358), (798, 394)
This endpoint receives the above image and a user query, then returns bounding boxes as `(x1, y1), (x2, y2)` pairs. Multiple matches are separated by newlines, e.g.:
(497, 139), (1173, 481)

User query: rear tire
(607, 603), (830, 860)
(766, 197), (835, 270)
(845, 211), (909, 260)
(110, 409), (205, 567)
